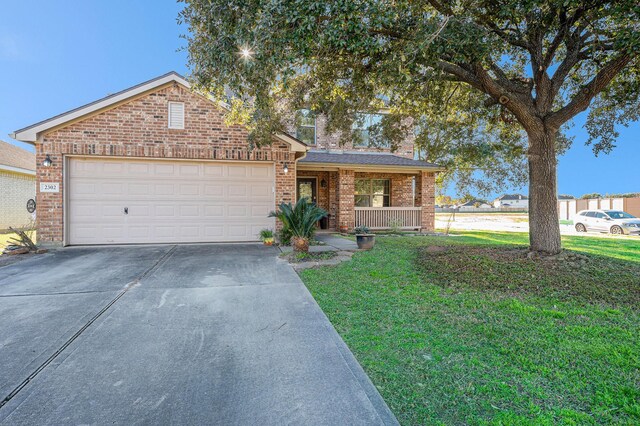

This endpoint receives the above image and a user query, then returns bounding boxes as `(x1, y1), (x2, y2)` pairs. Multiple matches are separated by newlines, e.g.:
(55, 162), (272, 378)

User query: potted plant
(259, 229), (274, 246)
(269, 197), (328, 253)
(354, 225), (375, 250)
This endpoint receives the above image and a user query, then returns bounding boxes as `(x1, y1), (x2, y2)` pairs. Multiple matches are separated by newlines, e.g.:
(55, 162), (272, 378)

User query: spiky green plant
(269, 198), (328, 241)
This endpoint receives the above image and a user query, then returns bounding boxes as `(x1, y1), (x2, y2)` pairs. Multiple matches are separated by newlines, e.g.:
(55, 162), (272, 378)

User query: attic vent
(168, 102), (185, 129)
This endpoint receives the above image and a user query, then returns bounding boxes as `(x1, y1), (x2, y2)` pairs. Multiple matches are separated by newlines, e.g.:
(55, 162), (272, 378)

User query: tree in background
(180, 1), (639, 254)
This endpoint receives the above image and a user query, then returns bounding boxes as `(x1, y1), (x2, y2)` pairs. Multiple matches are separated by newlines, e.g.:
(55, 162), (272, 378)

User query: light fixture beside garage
(283, 163), (289, 174)
(42, 155), (52, 167)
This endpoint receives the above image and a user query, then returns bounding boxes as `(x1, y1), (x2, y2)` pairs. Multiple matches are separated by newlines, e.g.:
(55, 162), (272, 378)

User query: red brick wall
(336, 169), (355, 231)
(417, 171), (436, 232)
(287, 114), (415, 159)
(37, 83), (296, 245)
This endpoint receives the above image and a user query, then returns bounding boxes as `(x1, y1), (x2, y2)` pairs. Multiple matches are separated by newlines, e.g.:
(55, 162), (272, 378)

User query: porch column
(419, 171), (436, 232)
(274, 153), (296, 231)
(337, 168), (355, 232)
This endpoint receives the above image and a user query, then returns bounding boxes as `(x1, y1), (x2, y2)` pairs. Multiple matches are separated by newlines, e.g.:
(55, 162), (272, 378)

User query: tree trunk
(527, 129), (562, 255)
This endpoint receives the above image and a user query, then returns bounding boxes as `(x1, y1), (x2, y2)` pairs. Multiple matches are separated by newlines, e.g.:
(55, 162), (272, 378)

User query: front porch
(296, 151), (439, 233)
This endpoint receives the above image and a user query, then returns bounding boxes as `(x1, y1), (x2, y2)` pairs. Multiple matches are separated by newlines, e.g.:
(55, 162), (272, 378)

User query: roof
(496, 193), (528, 201)
(459, 200), (490, 207)
(0, 140), (35, 174)
(10, 71), (307, 152)
(299, 150), (441, 170)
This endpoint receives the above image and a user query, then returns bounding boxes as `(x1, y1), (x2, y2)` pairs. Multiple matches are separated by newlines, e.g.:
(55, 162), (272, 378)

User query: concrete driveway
(0, 244), (397, 425)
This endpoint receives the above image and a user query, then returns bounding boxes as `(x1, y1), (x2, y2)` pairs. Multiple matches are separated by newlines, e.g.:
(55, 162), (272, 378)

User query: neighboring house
(458, 200), (492, 210)
(0, 140), (36, 230)
(494, 194), (529, 209)
(12, 72), (440, 246)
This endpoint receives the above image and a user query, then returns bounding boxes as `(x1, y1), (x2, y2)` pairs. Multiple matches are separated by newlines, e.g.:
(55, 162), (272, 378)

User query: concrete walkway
(315, 234), (359, 251)
(0, 244), (397, 425)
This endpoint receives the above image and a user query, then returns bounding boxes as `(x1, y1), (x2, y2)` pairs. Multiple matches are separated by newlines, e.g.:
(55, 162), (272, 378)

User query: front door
(297, 178), (317, 204)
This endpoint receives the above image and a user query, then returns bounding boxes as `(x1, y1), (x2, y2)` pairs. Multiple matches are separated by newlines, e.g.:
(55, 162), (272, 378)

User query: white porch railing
(355, 207), (422, 230)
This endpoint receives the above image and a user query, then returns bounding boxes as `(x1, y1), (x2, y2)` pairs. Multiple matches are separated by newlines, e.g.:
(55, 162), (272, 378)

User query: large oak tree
(179, 0), (640, 254)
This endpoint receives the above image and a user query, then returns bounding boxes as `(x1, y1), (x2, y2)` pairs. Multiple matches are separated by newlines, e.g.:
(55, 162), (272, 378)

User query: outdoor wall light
(42, 155), (52, 167)
(283, 163), (289, 174)
(320, 178), (327, 188)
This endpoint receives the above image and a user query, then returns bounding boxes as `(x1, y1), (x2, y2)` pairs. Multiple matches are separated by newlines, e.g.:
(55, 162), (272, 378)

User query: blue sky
(1, 1), (637, 199)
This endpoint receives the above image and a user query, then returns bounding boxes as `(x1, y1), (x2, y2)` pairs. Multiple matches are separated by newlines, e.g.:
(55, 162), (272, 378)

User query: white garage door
(67, 157), (275, 245)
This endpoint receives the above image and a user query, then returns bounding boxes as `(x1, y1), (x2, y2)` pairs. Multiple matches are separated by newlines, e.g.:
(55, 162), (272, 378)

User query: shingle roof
(299, 150), (440, 169)
(0, 140), (35, 171)
(496, 193), (528, 201)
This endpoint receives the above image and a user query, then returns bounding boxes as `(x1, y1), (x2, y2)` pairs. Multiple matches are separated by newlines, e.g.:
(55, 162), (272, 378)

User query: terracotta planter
(291, 236), (310, 253)
(355, 234), (375, 250)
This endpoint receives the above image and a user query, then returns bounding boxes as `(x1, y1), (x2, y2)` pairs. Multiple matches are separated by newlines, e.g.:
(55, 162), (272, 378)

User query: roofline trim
(298, 161), (444, 172)
(11, 71), (190, 143)
(11, 71), (308, 154)
(0, 164), (36, 175)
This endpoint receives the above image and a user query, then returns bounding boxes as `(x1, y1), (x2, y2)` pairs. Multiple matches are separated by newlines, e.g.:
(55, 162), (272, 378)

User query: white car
(574, 210), (640, 235)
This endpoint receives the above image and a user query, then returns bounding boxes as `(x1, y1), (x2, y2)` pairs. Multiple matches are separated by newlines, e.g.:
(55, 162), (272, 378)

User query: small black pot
(356, 234), (375, 250)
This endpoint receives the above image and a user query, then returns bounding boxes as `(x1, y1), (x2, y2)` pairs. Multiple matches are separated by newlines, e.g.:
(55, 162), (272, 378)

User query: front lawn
(301, 232), (640, 425)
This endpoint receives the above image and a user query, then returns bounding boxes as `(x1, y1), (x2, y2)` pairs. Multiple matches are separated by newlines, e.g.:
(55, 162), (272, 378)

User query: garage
(67, 157), (275, 245)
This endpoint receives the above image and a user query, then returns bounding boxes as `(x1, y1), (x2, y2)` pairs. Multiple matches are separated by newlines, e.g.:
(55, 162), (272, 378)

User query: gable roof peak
(11, 71), (191, 143)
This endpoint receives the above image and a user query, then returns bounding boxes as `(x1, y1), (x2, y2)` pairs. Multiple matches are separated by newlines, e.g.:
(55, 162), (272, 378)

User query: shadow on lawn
(416, 244), (640, 309)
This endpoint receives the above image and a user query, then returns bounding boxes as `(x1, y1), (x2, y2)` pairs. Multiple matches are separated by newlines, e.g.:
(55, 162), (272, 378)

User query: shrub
(388, 218), (404, 234)
(259, 228), (274, 241)
(277, 227), (293, 245)
(269, 197), (328, 251)
(355, 225), (370, 235)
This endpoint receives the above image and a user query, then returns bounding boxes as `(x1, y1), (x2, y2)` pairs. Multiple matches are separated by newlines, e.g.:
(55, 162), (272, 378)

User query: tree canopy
(179, 0), (640, 253)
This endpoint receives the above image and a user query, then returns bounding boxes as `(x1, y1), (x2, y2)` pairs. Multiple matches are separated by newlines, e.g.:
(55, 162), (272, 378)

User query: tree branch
(435, 61), (483, 90)
(547, 54), (632, 129)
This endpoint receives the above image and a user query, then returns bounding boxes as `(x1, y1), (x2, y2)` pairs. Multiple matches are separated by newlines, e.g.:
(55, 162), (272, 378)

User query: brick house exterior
(12, 72), (439, 246)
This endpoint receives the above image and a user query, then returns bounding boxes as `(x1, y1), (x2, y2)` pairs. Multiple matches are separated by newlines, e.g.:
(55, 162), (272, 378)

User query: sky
(1, 1), (638, 200)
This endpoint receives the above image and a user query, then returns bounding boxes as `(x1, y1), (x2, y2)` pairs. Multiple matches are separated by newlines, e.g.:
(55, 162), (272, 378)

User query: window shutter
(168, 102), (185, 129)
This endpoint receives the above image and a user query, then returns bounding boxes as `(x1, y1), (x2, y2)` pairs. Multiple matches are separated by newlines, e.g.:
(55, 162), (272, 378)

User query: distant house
(494, 194), (528, 209)
(0, 140), (36, 230)
(458, 200), (493, 210)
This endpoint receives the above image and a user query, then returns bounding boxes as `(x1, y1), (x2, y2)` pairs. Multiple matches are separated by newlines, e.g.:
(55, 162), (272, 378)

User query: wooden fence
(558, 197), (640, 221)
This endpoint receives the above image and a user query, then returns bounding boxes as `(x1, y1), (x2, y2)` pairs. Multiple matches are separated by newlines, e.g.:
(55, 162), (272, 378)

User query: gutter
(0, 164), (36, 176)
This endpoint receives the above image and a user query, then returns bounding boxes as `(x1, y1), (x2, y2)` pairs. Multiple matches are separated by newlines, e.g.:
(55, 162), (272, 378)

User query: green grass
(301, 232), (640, 425)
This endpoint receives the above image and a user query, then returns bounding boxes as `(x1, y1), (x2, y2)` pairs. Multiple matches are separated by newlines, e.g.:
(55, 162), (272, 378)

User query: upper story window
(352, 113), (387, 147)
(168, 102), (185, 129)
(296, 109), (316, 145)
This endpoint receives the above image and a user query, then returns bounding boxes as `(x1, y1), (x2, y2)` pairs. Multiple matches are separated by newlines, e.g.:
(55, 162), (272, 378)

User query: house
(0, 140), (36, 230)
(493, 193), (529, 209)
(11, 72), (440, 246)
(458, 200), (492, 210)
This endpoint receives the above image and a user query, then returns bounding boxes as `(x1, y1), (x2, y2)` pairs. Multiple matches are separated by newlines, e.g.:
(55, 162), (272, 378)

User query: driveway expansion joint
(0, 245), (176, 411)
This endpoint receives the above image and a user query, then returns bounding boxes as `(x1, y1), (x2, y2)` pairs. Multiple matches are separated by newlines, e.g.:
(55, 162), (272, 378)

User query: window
(296, 109), (316, 145)
(355, 179), (390, 207)
(168, 102), (185, 129)
(585, 211), (596, 217)
(352, 113), (385, 147)
(595, 212), (606, 219)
